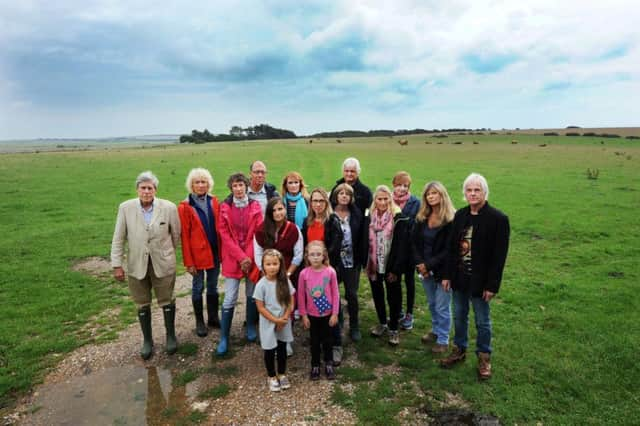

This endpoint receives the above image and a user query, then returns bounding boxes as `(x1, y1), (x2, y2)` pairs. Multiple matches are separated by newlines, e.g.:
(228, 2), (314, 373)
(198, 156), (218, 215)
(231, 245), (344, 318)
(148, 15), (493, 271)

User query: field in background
(1, 133), (638, 423)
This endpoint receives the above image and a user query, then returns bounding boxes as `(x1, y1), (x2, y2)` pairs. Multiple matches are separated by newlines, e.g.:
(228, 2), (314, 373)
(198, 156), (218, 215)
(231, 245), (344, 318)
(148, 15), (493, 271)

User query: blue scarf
(284, 192), (308, 228)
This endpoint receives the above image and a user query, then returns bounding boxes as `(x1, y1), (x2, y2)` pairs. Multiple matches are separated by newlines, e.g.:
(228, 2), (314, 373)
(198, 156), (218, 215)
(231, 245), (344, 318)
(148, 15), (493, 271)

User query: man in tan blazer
(111, 171), (181, 359)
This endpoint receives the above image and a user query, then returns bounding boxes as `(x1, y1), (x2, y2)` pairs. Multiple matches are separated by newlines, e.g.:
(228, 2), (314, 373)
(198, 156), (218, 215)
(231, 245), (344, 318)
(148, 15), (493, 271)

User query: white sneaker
(278, 375), (291, 390)
(287, 342), (294, 357)
(268, 377), (281, 392)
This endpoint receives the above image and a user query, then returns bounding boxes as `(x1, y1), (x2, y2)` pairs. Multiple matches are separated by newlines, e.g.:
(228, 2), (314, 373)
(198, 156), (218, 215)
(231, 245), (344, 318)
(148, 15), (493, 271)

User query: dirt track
(10, 260), (357, 425)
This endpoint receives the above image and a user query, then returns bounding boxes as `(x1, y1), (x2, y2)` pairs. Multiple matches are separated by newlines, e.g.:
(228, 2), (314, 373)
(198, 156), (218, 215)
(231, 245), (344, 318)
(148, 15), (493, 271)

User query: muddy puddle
(24, 366), (197, 426)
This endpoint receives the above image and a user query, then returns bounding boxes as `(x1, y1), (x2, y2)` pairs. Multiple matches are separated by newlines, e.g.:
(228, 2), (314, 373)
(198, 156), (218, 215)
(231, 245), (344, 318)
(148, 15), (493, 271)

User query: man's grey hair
(342, 157), (361, 174)
(462, 172), (489, 200)
(136, 171), (159, 189)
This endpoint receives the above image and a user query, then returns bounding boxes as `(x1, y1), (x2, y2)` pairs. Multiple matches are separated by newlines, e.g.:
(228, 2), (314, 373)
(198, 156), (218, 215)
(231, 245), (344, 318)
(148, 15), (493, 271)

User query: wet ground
(25, 366), (195, 426)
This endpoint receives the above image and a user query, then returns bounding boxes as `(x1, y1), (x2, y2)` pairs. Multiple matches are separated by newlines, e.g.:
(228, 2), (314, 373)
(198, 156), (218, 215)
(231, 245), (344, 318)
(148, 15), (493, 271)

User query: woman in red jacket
(178, 168), (222, 338)
(216, 172), (263, 356)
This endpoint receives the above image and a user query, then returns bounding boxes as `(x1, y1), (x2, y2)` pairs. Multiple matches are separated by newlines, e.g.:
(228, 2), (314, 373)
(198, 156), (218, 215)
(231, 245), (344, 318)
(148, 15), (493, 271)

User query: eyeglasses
(252, 170), (266, 175)
(311, 199), (326, 204)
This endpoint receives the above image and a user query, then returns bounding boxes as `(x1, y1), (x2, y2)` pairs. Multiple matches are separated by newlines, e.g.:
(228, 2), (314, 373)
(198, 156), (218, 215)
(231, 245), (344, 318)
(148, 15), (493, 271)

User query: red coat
(218, 197), (263, 279)
(178, 195), (221, 270)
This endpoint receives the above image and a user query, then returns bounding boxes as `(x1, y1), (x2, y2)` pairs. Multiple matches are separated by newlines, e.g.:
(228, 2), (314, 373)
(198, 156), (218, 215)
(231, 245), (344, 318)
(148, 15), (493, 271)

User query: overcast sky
(1, 0), (638, 139)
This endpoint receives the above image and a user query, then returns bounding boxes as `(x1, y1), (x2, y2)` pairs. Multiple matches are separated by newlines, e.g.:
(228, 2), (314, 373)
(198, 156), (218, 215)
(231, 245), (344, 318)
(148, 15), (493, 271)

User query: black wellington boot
(193, 298), (208, 337)
(206, 293), (220, 328)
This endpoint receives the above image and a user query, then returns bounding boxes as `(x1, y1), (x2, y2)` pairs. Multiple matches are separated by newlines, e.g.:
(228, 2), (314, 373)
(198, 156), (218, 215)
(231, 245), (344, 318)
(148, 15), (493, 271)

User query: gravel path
(10, 260), (358, 425)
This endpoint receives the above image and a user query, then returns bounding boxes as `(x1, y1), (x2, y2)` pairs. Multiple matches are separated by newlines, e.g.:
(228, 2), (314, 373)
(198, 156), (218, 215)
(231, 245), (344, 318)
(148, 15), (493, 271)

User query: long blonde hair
(369, 185), (399, 215)
(416, 181), (455, 226)
(306, 188), (333, 225)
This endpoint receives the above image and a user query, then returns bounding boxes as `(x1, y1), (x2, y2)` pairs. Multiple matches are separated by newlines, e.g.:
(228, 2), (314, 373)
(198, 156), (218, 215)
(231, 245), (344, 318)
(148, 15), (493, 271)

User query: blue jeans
(191, 266), (220, 301)
(222, 277), (255, 310)
(421, 275), (451, 345)
(452, 289), (492, 354)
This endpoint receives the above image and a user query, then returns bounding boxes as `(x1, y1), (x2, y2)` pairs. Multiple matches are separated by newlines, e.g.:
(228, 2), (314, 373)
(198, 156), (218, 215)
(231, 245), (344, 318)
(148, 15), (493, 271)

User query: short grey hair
(462, 172), (489, 200)
(185, 167), (214, 193)
(342, 157), (361, 174)
(136, 171), (159, 189)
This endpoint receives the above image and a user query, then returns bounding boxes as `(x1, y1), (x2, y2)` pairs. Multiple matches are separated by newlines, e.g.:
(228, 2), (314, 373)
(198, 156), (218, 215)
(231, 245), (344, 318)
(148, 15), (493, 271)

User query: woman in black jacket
(412, 181), (456, 354)
(366, 185), (411, 346)
(332, 183), (369, 346)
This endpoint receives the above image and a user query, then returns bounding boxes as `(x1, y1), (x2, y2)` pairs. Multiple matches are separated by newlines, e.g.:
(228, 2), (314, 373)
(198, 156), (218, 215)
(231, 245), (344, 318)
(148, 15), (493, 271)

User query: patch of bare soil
(10, 272), (357, 425)
(71, 256), (113, 278)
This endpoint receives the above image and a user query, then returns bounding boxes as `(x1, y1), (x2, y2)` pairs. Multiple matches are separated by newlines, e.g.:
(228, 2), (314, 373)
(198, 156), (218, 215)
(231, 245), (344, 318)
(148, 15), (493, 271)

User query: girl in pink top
(297, 241), (339, 380)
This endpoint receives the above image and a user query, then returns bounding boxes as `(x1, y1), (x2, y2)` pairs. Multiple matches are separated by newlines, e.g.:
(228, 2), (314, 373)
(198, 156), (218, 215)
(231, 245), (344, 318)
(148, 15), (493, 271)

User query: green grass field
(1, 133), (638, 423)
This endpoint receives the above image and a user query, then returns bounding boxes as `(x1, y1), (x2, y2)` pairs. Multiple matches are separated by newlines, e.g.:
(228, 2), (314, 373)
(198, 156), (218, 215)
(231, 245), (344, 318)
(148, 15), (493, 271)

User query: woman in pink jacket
(217, 172), (263, 356)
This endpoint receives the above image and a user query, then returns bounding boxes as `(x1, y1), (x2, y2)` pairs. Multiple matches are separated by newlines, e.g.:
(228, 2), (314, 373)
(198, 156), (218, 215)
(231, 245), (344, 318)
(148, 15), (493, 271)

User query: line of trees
(310, 128), (490, 138)
(180, 124), (297, 144)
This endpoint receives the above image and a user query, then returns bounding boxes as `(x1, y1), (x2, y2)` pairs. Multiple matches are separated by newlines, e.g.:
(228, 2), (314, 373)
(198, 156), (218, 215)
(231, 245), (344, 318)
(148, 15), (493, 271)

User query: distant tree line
(310, 128), (490, 138)
(180, 124), (297, 144)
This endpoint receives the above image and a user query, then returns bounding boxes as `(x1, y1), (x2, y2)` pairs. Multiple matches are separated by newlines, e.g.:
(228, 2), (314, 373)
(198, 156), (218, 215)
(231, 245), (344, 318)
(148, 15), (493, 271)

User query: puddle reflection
(26, 365), (192, 425)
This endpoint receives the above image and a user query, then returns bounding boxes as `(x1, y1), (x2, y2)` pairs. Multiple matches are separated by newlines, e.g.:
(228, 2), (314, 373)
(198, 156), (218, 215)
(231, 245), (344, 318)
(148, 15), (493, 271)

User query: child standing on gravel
(297, 241), (340, 380)
(254, 249), (295, 392)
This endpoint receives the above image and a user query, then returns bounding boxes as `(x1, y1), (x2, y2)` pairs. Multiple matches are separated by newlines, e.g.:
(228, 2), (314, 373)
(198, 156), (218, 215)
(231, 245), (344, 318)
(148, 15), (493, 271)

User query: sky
(1, 0), (638, 139)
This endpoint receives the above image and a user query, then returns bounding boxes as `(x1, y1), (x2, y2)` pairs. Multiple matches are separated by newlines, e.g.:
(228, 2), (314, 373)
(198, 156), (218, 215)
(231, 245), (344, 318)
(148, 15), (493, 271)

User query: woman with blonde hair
(366, 185), (411, 346)
(281, 171), (310, 229)
(178, 168), (222, 337)
(412, 181), (456, 353)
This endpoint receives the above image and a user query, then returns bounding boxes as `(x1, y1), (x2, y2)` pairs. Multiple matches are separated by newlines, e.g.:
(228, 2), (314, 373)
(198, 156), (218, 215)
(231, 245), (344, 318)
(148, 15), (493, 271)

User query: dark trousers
(369, 273), (402, 331)
(333, 265), (361, 345)
(263, 340), (287, 377)
(399, 268), (416, 315)
(309, 315), (334, 367)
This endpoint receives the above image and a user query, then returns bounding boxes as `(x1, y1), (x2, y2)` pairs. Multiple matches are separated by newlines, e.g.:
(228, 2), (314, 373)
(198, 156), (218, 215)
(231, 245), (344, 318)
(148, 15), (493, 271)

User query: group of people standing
(111, 157), (510, 391)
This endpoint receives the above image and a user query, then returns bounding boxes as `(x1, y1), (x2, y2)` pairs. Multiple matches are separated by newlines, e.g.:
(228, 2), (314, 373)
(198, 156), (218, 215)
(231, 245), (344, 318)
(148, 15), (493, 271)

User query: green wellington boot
(137, 306), (154, 360)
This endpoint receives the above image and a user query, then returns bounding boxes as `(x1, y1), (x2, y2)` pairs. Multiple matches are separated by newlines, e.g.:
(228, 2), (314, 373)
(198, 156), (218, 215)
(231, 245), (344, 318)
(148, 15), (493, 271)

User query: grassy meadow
(0, 133), (639, 424)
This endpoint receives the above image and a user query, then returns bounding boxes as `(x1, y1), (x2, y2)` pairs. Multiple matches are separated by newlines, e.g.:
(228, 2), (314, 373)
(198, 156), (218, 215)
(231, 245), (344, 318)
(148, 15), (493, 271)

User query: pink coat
(218, 197), (263, 279)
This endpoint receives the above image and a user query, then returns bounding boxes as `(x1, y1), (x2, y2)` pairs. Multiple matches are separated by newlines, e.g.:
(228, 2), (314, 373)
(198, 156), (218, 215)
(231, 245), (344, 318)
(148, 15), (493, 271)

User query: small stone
(191, 401), (210, 412)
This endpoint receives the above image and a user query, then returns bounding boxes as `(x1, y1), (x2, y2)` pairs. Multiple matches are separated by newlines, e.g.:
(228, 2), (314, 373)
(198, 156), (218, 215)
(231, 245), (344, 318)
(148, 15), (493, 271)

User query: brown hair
(306, 188), (333, 226)
(330, 183), (354, 206)
(392, 171), (412, 187)
(261, 249), (292, 310)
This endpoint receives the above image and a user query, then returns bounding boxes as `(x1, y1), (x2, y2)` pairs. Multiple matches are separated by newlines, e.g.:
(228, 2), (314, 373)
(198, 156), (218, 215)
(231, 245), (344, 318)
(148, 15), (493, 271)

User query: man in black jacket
(440, 173), (510, 380)
(330, 157), (372, 216)
(248, 160), (279, 216)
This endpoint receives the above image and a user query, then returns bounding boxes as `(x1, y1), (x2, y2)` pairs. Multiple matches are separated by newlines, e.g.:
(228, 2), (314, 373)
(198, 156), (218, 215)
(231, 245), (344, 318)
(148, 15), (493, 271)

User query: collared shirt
(140, 199), (155, 225)
(248, 185), (268, 215)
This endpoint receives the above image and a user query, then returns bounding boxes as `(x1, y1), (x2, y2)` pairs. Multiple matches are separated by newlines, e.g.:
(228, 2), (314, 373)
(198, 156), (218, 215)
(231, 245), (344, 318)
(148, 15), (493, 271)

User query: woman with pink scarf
(391, 172), (420, 330)
(366, 185), (411, 346)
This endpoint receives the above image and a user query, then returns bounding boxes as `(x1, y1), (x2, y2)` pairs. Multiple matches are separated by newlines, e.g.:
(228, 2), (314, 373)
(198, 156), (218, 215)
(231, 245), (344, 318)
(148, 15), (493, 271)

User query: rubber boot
(206, 293), (220, 328)
(216, 307), (234, 356)
(245, 297), (258, 343)
(137, 306), (154, 360)
(162, 303), (178, 355)
(192, 298), (207, 337)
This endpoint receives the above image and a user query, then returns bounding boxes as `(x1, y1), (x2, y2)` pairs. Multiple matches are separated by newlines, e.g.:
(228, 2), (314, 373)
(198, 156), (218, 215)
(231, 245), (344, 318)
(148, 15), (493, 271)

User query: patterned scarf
(233, 195), (249, 208)
(393, 189), (411, 210)
(367, 208), (394, 279)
